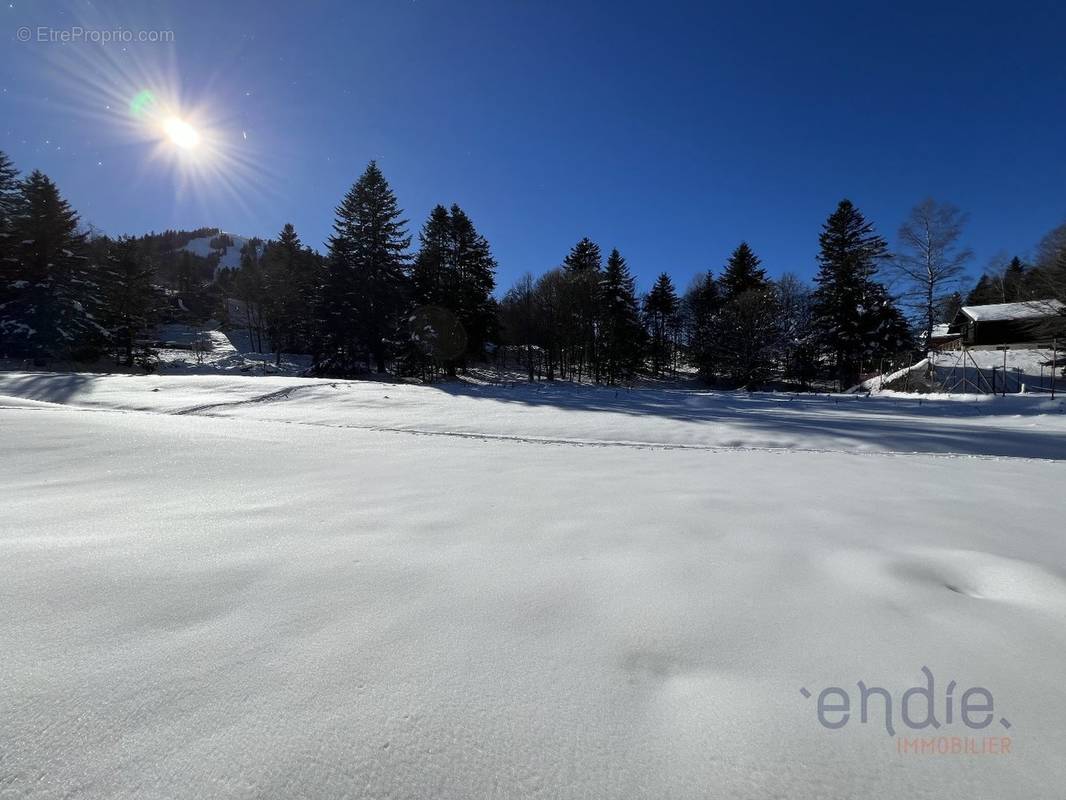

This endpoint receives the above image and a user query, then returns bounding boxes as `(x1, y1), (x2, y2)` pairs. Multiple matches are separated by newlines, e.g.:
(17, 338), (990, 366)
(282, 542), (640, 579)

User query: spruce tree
(562, 237), (602, 381)
(720, 241), (769, 299)
(0, 151), (22, 345)
(411, 205), (452, 309)
(408, 204), (497, 375)
(262, 223), (319, 362)
(563, 238), (602, 274)
(683, 271), (721, 381)
(643, 272), (679, 376)
(597, 248), (642, 383)
(99, 236), (160, 368)
(965, 274), (998, 305)
(0, 150), (18, 233)
(716, 242), (779, 385)
(811, 199), (892, 389)
(406, 205), (455, 376)
(1002, 256), (1027, 302)
(321, 161), (410, 374)
(715, 287), (781, 386)
(862, 282), (914, 358)
(0, 171), (103, 362)
(449, 205), (497, 365)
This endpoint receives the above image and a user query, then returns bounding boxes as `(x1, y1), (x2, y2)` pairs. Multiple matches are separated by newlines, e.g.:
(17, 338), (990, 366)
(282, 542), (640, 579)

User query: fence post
(1003, 348), (1008, 397)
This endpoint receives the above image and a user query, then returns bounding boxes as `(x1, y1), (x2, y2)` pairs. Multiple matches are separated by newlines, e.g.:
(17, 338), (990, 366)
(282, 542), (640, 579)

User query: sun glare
(40, 12), (276, 215)
(163, 117), (200, 150)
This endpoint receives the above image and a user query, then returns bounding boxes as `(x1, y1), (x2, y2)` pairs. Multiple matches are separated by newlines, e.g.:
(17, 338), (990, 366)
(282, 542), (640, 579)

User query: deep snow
(1, 373), (1064, 799)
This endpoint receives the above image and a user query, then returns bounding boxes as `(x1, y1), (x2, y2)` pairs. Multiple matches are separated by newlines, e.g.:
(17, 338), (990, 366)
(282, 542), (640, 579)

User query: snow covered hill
(181, 231), (258, 273)
(2, 374), (1065, 798)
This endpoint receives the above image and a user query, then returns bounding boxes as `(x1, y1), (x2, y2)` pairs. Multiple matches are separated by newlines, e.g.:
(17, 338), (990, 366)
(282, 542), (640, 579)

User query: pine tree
(715, 287), (781, 386)
(320, 161), (410, 374)
(811, 199), (895, 389)
(0, 170), (104, 362)
(965, 274), (998, 306)
(262, 223), (319, 363)
(720, 241), (769, 299)
(0, 150), (18, 233)
(99, 236), (160, 368)
(715, 242), (779, 385)
(0, 151), (22, 343)
(408, 204), (497, 375)
(643, 272), (679, 376)
(1002, 256), (1027, 302)
(176, 251), (195, 294)
(411, 205), (452, 309)
(682, 271), (721, 381)
(562, 237), (602, 381)
(861, 282), (914, 361)
(563, 237), (602, 274)
(406, 205), (455, 376)
(597, 248), (643, 383)
(449, 205), (497, 365)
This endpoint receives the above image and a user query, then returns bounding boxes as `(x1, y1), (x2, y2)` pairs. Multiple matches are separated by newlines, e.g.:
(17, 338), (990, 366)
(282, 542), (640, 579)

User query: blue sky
(2, 0), (1064, 294)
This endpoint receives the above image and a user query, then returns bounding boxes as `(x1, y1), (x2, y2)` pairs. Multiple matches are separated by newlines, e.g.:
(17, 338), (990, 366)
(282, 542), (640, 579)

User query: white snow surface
(2, 373), (1065, 799)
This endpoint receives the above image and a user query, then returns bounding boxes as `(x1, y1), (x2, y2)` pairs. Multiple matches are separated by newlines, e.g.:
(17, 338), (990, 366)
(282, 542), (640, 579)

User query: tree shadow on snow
(419, 381), (1066, 461)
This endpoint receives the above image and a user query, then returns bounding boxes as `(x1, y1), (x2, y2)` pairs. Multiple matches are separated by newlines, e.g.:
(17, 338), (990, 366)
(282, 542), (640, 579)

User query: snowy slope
(2, 374), (1065, 799)
(182, 232), (256, 272)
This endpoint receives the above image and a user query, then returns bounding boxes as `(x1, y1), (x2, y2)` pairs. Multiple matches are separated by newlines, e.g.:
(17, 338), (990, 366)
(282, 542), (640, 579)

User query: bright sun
(163, 117), (200, 150)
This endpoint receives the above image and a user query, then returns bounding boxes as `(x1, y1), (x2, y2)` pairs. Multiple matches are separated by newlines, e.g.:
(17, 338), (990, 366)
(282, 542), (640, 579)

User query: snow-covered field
(2, 373), (1065, 798)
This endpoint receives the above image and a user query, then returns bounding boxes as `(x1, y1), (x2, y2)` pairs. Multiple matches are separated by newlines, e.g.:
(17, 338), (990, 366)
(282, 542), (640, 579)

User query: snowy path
(1, 373), (1065, 798)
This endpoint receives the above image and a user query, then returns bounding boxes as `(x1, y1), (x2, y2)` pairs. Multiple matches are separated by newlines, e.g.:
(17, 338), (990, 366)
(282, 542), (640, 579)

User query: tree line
(2, 149), (1064, 388)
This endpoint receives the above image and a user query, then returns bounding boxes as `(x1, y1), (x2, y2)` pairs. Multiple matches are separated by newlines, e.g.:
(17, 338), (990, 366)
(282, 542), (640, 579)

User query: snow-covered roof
(930, 323), (954, 339)
(959, 299), (1065, 322)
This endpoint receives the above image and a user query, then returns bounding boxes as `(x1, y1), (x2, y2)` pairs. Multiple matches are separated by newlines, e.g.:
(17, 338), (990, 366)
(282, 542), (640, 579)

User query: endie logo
(800, 667), (1013, 755)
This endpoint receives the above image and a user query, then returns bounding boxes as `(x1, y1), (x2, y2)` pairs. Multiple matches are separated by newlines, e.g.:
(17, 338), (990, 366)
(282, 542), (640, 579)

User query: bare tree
(1034, 220), (1066, 302)
(890, 199), (972, 346)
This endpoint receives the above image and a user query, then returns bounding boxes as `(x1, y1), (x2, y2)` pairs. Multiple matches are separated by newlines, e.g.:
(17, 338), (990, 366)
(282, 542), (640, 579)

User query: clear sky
(3, 0), (1064, 294)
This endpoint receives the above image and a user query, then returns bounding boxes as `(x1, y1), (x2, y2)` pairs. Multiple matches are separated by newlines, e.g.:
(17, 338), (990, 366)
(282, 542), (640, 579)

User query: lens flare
(34, 5), (278, 220)
(163, 117), (200, 149)
(129, 89), (156, 118)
